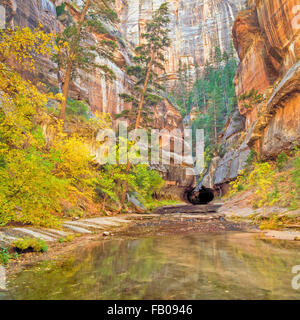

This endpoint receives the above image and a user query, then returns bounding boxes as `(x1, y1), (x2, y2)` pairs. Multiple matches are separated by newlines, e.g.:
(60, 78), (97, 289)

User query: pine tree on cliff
(117, 2), (171, 207)
(53, 0), (118, 122)
(118, 2), (170, 129)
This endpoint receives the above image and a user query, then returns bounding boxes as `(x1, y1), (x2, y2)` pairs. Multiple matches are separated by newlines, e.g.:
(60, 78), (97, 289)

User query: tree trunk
(59, 62), (72, 121)
(58, 0), (91, 122)
(134, 51), (155, 131)
(119, 51), (155, 209)
(213, 100), (217, 143)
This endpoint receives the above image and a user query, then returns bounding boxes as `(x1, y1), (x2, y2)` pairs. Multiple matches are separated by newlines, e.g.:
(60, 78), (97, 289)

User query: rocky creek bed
(3, 206), (300, 299)
(3, 223), (300, 299)
(2, 202), (300, 280)
(1, 209), (254, 276)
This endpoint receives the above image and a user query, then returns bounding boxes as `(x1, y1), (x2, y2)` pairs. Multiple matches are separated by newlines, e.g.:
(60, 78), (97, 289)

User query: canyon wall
(201, 106), (249, 192)
(202, 0), (300, 191)
(233, 0), (300, 159)
(116, 0), (245, 84)
(2, 0), (198, 192)
(3, 0), (132, 117)
(4, 0), (245, 113)
(10, 1), (295, 195)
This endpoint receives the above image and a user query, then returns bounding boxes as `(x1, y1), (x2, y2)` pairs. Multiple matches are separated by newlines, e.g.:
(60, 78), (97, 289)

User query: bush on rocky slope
(227, 149), (300, 210)
(0, 27), (165, 227)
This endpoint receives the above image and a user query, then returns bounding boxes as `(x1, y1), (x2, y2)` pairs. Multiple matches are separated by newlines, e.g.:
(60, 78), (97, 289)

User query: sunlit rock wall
(2, 0), (197, 191)
(233, 0), (300, 158)
(116, 0), (245, 85)
(4, 0), (246, 118)
(202, 0), (300, 191)
(3, 0), (132, 117)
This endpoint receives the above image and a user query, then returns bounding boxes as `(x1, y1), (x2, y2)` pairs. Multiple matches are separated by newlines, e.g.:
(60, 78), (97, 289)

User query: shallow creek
(2, 229), (300, 299)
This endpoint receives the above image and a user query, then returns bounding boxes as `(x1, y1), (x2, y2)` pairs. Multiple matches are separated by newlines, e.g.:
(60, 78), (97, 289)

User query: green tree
(117, 2), (171, 207)
(182, 46), (238, 160)
(119, 2), (170, 128)
(53, 0), (118, 122)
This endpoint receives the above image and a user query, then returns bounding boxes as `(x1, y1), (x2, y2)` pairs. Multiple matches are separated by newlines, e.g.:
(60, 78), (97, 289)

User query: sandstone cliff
(4, 0), (133, 116)
(2, 0), (246, 194)
(2, 0), (198, 193)
(201, 106), (249, 192)
(4, 0), (246, 114)
(202, 0), (300, 192)
(116, 0), (245, 85)
(233, 0), (300, 159)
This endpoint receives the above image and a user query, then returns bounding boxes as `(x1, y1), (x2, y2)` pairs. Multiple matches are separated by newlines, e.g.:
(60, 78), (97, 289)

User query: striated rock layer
(4, 0), (133, 117)
(2, 0), (197, 193)
(5, 0), (246, 115)
(201, 107), (249, 192)
(116, 0), (245, 85)
(233, 0), (300, 158)
(202, 0), (300, 192)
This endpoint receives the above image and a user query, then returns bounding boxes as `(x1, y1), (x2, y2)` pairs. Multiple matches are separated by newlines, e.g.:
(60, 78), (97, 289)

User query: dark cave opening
(184, 187), (215, 205)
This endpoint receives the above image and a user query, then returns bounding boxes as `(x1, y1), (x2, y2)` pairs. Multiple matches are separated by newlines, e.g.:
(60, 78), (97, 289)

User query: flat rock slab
(44, 229), (71, 237)
(154, 204), (223, 215)
(29, 228), (69, 239)
(263, 230), (300, 241)
(12, 228), (56, 242)
(0, 216), (135, 247)
(0, 232), (20, 248)
(107, 218), (131, 223)
(62, 224), (92, 234)
(125, 214), (161, 219)
(81, 218), (120, 226)
(0, 232), (18, 244)
(64, 220), (105, 229)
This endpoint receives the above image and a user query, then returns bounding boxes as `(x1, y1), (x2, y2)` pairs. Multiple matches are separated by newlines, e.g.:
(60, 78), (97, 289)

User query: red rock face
(4, 0), (132, 118)
(255, 0), (300, 71)
(116, 0), (245, 86)
(233, 0), (300, 157)
(262, 93), (300, 157)
(4, 0), (197, 191)
(233, 0), (300, 114)
(202, 0), (300, 188)
(233, 6), (280, 118)
(7, 0), (247, 117)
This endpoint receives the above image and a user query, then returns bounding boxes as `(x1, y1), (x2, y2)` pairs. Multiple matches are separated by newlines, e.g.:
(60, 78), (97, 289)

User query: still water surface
(3, 232), (300, 299)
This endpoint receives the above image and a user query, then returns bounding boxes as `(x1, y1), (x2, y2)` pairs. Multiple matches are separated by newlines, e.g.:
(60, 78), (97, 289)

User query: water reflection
(4, 233), (300, 299)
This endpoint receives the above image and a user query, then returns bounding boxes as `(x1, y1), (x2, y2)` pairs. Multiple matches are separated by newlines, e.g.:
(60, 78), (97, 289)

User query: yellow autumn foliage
(0, 27), (55, 71)
(0, 27), (164, 227)
(0, 27), (77, 227)
(227, 157), (299, 210)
